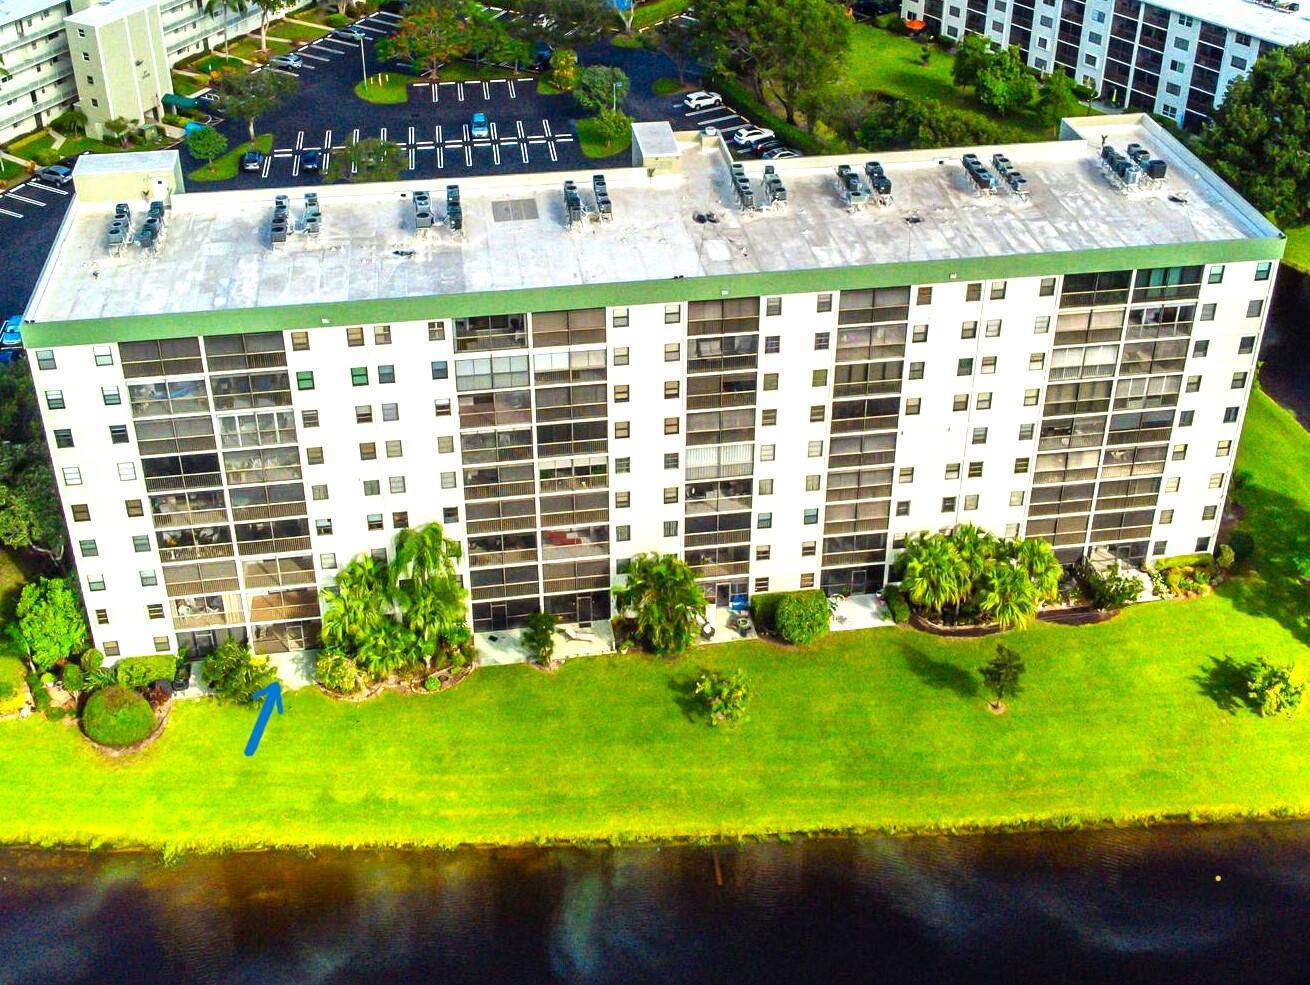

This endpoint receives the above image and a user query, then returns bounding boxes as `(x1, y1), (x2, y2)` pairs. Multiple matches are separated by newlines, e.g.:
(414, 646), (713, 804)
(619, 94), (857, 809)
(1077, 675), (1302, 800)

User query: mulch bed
(909, 612), (1001, 637)
(529, 659), (563, 674)
(317, 681), (385, 702)
(1036, 606), (1121, 626)
(409, 664), (477, 693)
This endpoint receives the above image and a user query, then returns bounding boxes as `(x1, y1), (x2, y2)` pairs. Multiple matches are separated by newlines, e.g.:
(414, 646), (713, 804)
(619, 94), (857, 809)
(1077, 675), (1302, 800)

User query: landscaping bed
(575, 116), (631, 158)
(354, 72), (418, 104)
(188, 133), (274, 182)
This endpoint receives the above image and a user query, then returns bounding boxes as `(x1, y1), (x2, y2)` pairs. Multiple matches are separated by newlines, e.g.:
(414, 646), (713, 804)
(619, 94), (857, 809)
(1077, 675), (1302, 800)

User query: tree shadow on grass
(667, 672), (705, 724)
(1217, 484), (1310, 649)
(902, 650), (979, 701)
(1193, 655), (1256, 716)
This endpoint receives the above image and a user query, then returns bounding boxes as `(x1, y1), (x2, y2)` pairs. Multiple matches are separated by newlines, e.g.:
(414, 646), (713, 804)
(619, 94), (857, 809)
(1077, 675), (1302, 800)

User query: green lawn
(223, 35), (293, 61)
(575, 116), (632, 158)
(437, 61), (523, 82)
(175, 51), (244, 75)
(0, 387), (1308, 851)
(0, 657), (26, 717)
(354, 72), (418, 105)
(1283, 225), (1310, 275)
(170, 71), (203, 96)
(652, 77), (685, 96)
(842, 24), (1073, 143)
(632, 0), (691, 30)
(6, 130), (130, 167)
(187, 133), (274, 182)
(267, 18), (330, 43)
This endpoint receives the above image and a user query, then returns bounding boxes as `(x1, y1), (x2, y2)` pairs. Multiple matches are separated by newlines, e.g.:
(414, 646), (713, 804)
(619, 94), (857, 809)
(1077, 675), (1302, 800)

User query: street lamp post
(359, 37), (367, 87)
(611, 80), (619, 113)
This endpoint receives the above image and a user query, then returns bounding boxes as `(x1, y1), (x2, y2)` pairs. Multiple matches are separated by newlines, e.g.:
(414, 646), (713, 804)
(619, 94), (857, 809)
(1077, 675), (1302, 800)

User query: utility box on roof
(72, 149), (184, 205)
(631, 121), (681, 175)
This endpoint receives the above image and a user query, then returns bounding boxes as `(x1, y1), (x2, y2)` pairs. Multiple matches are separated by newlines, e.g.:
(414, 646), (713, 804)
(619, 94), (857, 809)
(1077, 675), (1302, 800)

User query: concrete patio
(475, 619), (617, 668)
(828, 593), (895, 632)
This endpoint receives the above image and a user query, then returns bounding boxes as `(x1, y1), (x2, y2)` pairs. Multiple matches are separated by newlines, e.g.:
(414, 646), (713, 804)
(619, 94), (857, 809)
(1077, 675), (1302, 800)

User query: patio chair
(559, 625), (597, 644)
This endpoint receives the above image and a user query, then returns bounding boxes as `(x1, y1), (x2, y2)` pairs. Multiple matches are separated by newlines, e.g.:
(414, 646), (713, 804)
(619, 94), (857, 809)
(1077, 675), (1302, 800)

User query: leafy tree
(857, 95), (1001, 150)
(595, 108), (633, 143)
(575, 65), (630, 113)
(0, 359), (40, 444)
(201, 637), (276, 703)
(900, 534), (968, 618)
(978, 644), (1025, 711)
(1293, 553), (1310, 581)
(647, 20), (707, 86)
(817, 84), (874, 143)
(355, 619), (424, 679)
(204, 0), (250, 52)
(252, 0), (295, 52)
(217, 64), (299, 141)
(320, 553), (390, 655)
(754, 0), (850, 125)
(516, 0), (615, 46)
(522, 610), (558, 665)
(15, 577), (86, 671)
(1037, 69), (1081, 130)
(774, 590), (829, 645)
(694, 668), (752, 725)
(698, 0), (762, 99)
(376, 0), (472, 77)
(60, 663), (84, 694)
(612, 552), (706, 656)
(186, 126), (229, 165)
(323, 137), (406, 183)
(1247, 656), (1304, 718)
(387, 522), (468, 662)
(976, 44), (1037, 116)
(952, 32), (993, 88)
(1196, 44), (1310, 226)
(0, 445), (65, 563)
(103, 117), (134, 147)
(315, 651), (363, 693)
(53, 107), (87, 134)
(464, 2), (524, 66)
(546, 47), (578, 90)
(977, 560), (1039, 631)
(951, 524), (997, 591)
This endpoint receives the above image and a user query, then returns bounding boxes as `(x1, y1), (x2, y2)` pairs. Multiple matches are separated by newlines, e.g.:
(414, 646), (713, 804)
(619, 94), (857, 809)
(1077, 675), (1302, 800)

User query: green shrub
(1154, 552), (1215, 572)
(423, 673), (441, 692)
(315, 651), (362, 694)
(1229, 530), (1255, 564)
(82, 684), (155, 747)
(749, 591), (787, 632)
(1248, 656), (1304, 718)
(202, 637), (276, 704)
(883, 583), (910, 623)
(326, 12), (349, 26)
(1215, 544), (1235, 571)
(522, 610), (558, 665)
(694, 668), (752, 726)
(61, 664), (84, 693)
(774, 590), (829, 645)
(115, 654), (177, 690)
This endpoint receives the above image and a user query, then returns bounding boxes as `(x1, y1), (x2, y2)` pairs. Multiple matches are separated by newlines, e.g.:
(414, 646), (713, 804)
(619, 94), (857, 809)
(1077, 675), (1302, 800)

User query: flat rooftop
(25, 115), (1282, 329)
(1152, 0), (1310, 47)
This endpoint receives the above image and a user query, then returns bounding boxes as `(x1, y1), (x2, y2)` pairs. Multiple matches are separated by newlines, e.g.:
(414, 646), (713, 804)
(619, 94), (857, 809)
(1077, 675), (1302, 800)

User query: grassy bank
(354, 72), (418, 104)
(575, 116), (632, 158)
(1283, 225), (1309, 274)
(187, 133), (274, 182)
(0, 390), (1307, 852)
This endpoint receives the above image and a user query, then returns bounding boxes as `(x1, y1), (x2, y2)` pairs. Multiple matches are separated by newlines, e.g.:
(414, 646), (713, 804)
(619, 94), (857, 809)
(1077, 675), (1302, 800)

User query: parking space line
(685, 106), (725, 117)
(436, 126), (443, 169)
(408, 125), (415, 146)
(302, 51), (331, 62)
(490, 122), (500, 165)
(457, 82), (465, 102)
(379, 126), (387, 143)
(261, 154), (272, 178)
(0, 205), (22, 218)
(295, 130), (304, 151)
(482, 80), (490, 100)
(555, 133), (574, 143)
(716, 122), (747, 134)
(542, 119), (552, 138)
(547, 140), (557, 163)
(408, 146), (415, 170)
(292, 153), (301, 178)
(357, 23), (388, 34)
(697, 113), (739, 126)
(7, 192), (44, 206)
(430, 83), (438, 102)
(324, 128), (333, 149)
(351, 127), (360, 144)
(318, 38), (354, 51)
(515, 120), (528, 163)
(507, 78), (516, 98)
(27, 181), (68, 195)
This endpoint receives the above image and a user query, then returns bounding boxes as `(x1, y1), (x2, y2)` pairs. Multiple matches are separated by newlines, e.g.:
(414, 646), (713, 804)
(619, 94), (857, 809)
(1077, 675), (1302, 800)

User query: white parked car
(731, 126), (774, 148)
(682, 90), (722, 110)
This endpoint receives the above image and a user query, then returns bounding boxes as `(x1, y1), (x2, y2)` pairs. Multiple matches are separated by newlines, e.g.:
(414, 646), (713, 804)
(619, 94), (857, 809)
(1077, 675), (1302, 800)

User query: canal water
(2, 822), (1310, 985)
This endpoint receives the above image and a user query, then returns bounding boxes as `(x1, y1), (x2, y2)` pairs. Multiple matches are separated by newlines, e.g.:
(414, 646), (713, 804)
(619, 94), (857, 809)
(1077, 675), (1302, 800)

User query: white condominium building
(20, 117), (1283, 661)
(900, 0), (1310, 128)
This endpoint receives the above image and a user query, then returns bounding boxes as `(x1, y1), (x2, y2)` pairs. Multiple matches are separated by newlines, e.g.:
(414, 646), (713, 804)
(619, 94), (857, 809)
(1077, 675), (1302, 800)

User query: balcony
(231, 502), (307, 522)
(237, 536), (312, 556)
(249, 589), (321, 623)
(159, 543), (234, 563)
(145, 472), (223, 493)
(468, 548), (539, 568)
(153, 508), (229, 529)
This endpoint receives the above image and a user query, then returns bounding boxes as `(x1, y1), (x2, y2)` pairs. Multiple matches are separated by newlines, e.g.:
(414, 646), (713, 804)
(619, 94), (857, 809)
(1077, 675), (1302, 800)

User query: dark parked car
(749, 138), (784, 156)
(241, 149), (265, 172)
(301, 147), (321, 171)
(34, 164), (72, 185)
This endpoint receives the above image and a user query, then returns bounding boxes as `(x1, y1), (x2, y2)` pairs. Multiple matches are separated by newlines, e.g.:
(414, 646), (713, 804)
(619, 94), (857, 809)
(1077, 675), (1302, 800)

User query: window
(809, 405), (826, 423)
(664, 304), (681, 324)
(95, 609), (108, 626)
(664, 342), (681, 362)
(442, 507), (458, 525)
(301, 410), (319, 428)
(44, 390), (64, 410)
(139, 569), (157, 587)
(441, 472), (456, 489)
(616, 457), (631, 474)
(125, 499), (143, 518)
(815, 332), (830, 351)
(941, 497), (957, 513)
(1246, 300), (1264, 319)
(1172, 443), (1188, 461)
(308, 448), (325, 466)
(296, 371), (315, 390)
(664, 381), (680, 399)
(378, 365), (395, 384)
(981, 356), (997, 375)
(805, 474), (821, 492)
(35, 350), (55, 370)
(321, 553), (337, 570)
(1224, 406), (1240, 424)
(1200, 303), (1216, 321)
(614, 384), (630, 403)
(912, 325), (928, 343)
(968, 462), (984, 478)
(356, 405), (373, 424)
(291, 331), (309, 351)
(963, 494), (979, 511)
(315, 519), (334, 535)
(1192, 340), (1209, 358)
(765, 336), (780, 354)
(1034, 316), (1050, 334)
(1256, 262), (1272, 282)
(359, 442), (377, 461)
(663, 453), (679, 470)
(613, 347), (629, 366)
(807, 440), (824, 458)
(766, 297), (782, 316)
(55, 465), (78, 485)
(363, 480), (380, 496)
(79, 539), (98, 558)
(817, 294), (833, 313)
(1216, 439), (1233, 457)
(990, 282), (1007, 300)
(971, 428), (987, 445)
(1208, 265), (1225, 284)
(428, 321), (446, 340)
(435, 399), (452, 417)
(381, 403), (399, 423)
(153, 637), (172, 654)
(1014, 457), (1030, 474)
(1166, 477), (1180, 493)
(312, 484), (328, 501)
(663, 417), (679, 435)
(759, 479), (774, 495)
(961, 321), (978, 340)
(985, 320), (1001, 338)
(1231, 372), (1248, 390)
(350, 367), (368, 386)
(1029, 353), (1045, 371)
(53, 428), (73, 448)
(431, 360), (449, 380)
(763, 373), (779, 391)
(367, 514), (384, 531)
(102, 386), (121, 406)
(1186, 375), (1202, 393)
(374, 325), (392, 345)
(389, 475), (407, 493)
(760, 408), (777, 427)
(908, 361), (924, 381)
(1179, 410), (1194, 427)
(117, 462), (136, 481)
(663, 520), (678, 537)
(370, 548), (388, 563)
(898, 467), (914, 484)
(132, 534), (150, 553)
(437, 436), (454, 454)
(346, 327), (365, 346)
(71, 504), (91, 522)
(895, 500), (910, 516)
(1160, 509), (1174, 525)
(615, 421), (630, 439)
(916, 286), (933, 305)
(758, 512), (773, 529)
(664, 487), (678, 504)
(615, 491), (630, 508)
(803, 508), (819, 525)
(760, 444), (776, 462)
(905, 398), (921, 415)
(945, 463), (961, 480)
(87, 576), (106, 592)
(1208, 473), (1224, 490)
(756, 545), (772, 561)
(616, 525), (631, 542)
(1039, 277), (1056, 297)
(957, 358), (973, 377)
(1202, 505), (1218, 521)
(966, 282), (982, 302)
(1239, 335), (1256, 355)
(1008, 490), (1024, 507)
(812, 369), (828, 387)
(385, 439), (403, 458)
(1196, 537), (1212, 552)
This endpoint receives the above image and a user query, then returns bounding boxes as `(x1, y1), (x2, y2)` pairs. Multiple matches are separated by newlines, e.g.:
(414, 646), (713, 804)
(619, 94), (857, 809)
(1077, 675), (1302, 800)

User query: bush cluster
(882, 584), (910, 624)
(774, 591), (829, 645)
(315, 652), (363, 695)
(114, 654), (177, 690)
(82, 685), (155, 747)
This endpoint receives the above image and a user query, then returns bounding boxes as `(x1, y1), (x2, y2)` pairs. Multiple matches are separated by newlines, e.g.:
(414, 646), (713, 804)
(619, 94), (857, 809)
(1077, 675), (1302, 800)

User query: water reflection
(3, 824), (1310, 984)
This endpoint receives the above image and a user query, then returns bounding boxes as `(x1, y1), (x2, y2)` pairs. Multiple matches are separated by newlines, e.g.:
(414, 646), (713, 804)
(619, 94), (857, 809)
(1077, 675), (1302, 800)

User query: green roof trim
(22, 236), (1285, 347)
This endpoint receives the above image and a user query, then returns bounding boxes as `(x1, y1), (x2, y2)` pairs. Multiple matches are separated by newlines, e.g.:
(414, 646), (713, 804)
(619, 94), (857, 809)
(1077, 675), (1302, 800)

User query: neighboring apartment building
(20, 117), (1282, 662)
(0, 0), (261, 144)
(900, 0), (1310, 128)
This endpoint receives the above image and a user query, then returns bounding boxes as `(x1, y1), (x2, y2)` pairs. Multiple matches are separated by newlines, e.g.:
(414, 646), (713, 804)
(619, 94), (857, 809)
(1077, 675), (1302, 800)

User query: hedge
(751, 590), (829, 642)
(114, 654), (178, 690)
(1153, 552), (1215, 572)
(775, 590), (829, 645)
(882, 583), (910, 623)
(82, 685), (155, 747)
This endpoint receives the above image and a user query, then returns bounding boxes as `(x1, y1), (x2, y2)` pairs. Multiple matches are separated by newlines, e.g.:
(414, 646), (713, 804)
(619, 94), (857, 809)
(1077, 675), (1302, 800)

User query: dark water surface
(1259, 265), (1310, 423)
(3, 823), (1310, 985)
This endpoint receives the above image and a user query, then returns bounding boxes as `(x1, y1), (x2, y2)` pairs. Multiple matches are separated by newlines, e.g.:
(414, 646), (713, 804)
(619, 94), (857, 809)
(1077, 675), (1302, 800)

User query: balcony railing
(231, 502), (307, 522)
(237, 536), (312, 556)
(145, 472), (223, 493)
(159, 543), (234, 563)
(153, 508), (229, 529)
(468, 548), (539, 568)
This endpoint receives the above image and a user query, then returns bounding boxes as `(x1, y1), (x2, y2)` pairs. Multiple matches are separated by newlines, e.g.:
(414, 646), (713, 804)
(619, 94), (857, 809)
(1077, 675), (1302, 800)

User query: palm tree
(388, 522), (468, 662)
(1014, 537), (1063, 603)
(355, 620), (423, 680)
(611, 552), (706, 656)
(320, 553), (389, 654)
(951, 524), (998, 591)
(900, 534), (969, 619)
(978, 560), (1039, 631)
(204, 0), (249, 55)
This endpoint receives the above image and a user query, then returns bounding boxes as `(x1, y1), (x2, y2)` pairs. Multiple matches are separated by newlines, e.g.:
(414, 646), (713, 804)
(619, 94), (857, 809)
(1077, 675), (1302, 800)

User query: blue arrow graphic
(244, 681), (283, 757)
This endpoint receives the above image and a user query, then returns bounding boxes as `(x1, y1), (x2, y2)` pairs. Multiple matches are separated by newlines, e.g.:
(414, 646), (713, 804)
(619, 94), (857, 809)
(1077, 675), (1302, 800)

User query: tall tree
(1196, 43), (1310, 226)
(975, 43), (1037, 116)
(611, 553), (706, 656)
(253, 0), (294, 53)
(516, 0), (615, 47)
(1036, 68), (1081, 130)
(15, 576), (87, 671)
(977, 560), (1039, 631)
(952, 32), (993, 88)
(899, 534), (968, 618)
(186, 125), (229, 166)
(978, 644), (1025, 712)
(575, 65), (630, 113)
(0, 446), (65, 564)
(204, 0), (250, 54)
(645, 19), (708, 86)
(755, 0), (851, 126)
(377, 0), (472, 78)
(217, 68), (298, 141)
(698, 0), (761, 99)
(388, 521), (468, 661)
(323, 137), (406, 183)
(320, 553), (390, 655)
(1013, 538), (1062, 603)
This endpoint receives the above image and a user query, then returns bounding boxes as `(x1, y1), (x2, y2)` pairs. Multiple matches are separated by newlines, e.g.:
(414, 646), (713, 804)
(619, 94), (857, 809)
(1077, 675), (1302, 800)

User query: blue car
(0, 315), (23, 364)
(470, 112), (490, 140)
